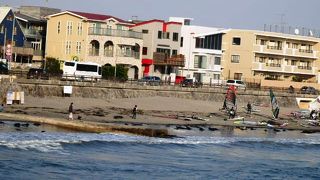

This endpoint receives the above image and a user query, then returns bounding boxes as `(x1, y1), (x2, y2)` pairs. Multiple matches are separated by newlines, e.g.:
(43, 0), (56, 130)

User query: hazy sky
(2, 0), (320, 30)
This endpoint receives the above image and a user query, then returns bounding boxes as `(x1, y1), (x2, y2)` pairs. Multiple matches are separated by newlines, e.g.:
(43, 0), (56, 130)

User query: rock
(33, 122), (41, 126)
(14, 123), (21, 127)
(208, 127), (219, 131)
(21, 123), (29, 127)
(113, 115), (123, 119)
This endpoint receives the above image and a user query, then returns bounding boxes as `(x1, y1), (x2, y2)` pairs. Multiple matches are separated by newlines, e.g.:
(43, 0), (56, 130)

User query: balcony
(22, 28), (43, 38)
(252, 62), (316, 75)
(254, 45), (283, 55)
(117, 51), (140, 59)
(88, 28), (142, 39)
(153, 52), (185, 67)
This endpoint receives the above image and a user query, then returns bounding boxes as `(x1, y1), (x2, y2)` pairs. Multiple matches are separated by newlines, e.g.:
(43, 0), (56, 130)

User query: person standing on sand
(132, 105), (137, 119)
(247, 102), (252, 114)
(68, 102), (74, 120)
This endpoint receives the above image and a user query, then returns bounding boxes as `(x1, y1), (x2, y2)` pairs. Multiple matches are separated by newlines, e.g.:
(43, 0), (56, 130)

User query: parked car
(0, 62), (8, 74)
(137, 76), (161, 86)
(300, 86), (318, 95)
(181, 79), (203, 88)
(226, 79), (246, 90)
(27, 68), (48, 79)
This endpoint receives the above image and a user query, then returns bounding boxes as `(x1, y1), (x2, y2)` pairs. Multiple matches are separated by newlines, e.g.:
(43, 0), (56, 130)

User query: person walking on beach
(247, 102), (252, 114)
(132, 105), (137, 119)
(68, 102), (74, 120)
(0, 104), (4, 112)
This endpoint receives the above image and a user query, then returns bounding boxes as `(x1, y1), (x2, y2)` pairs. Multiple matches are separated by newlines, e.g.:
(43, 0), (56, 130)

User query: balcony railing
(153, 52), (185, 67)
(298, 66), (312, 70)
(88, 28), (142, 39)
(104, 50), (113, 57)
(299, 49), (313, 53)
(89, 48), (99, 56)
(267, 46), (282, 50)
(269, 63), (281, 67)
(117, 51), (140, 59)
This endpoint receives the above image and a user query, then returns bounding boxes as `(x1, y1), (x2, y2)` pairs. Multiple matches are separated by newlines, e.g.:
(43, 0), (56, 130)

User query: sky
(1, 0), (320, 30)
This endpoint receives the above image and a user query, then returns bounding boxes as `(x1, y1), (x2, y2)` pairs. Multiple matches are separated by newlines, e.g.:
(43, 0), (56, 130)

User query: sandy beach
(1, 95), (318, 135)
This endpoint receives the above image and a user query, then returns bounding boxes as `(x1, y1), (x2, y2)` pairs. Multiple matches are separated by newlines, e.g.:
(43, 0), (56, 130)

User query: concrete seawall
(8, 79), (310, 107)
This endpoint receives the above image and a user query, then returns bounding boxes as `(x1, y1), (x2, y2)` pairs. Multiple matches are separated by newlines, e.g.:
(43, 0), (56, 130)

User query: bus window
(98, 67), (102, 75)
(65, 62), (75, 66)
(76, 64), (98, 72)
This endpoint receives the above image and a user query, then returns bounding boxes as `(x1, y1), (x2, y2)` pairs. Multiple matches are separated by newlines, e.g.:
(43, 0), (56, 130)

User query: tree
(44, 57), (63, 75)
(102, 64), (128, 81)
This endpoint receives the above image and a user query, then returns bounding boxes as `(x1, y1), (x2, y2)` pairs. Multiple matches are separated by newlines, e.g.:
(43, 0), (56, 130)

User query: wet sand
(0, 96), (319, 136)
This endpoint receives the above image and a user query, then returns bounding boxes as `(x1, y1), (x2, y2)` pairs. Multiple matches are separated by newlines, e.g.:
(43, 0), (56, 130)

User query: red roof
(68, 10), (128, 23)
(130, 19), (182, 28)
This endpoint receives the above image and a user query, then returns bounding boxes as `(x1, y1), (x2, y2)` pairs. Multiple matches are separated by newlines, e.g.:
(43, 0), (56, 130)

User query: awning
(142, 59), (153, 65)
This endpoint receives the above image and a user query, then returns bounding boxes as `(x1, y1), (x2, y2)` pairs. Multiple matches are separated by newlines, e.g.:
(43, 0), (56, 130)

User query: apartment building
(15, 6), (60, 62)
(0, 7), (30, 66)
(222, 29), (320, 83)
(46, 11), (143, 79)
(130, 19), (183, 80)
(171, 17), (225, 84)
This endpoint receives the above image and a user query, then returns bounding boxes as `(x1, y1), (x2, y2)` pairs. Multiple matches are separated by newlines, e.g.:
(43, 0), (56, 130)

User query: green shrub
(102, 64), (128, 81)
(44, 57), (63, 75)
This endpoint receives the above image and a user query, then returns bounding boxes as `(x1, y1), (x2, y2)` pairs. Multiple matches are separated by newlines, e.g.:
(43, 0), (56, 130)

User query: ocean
(0, 121), (319, 180)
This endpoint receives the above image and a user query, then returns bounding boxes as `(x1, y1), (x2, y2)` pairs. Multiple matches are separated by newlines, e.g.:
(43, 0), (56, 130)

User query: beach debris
(14, 123), (21, 127)
(175, 125), (192, 130)
(41, 131), (46, 133)
(131, 123), (143, 126)
(21, 123), (29, 127)
(33, 122), (41, 126)
(113, 115), (123, 119)
(77, 115), (82, 120)
(208, 127), (219, 131)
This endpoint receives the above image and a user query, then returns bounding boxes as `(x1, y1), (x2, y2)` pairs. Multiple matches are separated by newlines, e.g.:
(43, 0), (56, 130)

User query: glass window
(158, 31), (162, 39)
(57, 21), (61, 34)
(142, 47), (148, 55)
(194, 55), (207, 69)
(76, 64), (98, 72)
(173, 32), (179, 41)
(232, 37), (241, 45)
(231, 55), (240, 63)
(180, 37), (183, 47)
(142, 29), (148, 34)
(172, 50), (177, 56)
(213, 74), (220, 80)
(65, 62), (75, 66)
(214, 57), (221, 65)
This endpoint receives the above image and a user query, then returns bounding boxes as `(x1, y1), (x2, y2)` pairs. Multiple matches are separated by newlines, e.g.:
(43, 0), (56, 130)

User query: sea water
(0, 122), (319, 180)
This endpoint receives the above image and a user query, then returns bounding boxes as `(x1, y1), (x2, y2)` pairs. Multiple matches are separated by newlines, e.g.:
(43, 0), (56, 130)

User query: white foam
(0, 132), (319, 152)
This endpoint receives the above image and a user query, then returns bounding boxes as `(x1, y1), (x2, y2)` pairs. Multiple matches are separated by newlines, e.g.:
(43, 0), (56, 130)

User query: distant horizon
(2, 0), (320, 32)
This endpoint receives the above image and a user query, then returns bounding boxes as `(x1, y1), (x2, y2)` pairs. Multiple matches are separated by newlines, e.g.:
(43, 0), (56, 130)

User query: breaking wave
(0, 132), (320, 152)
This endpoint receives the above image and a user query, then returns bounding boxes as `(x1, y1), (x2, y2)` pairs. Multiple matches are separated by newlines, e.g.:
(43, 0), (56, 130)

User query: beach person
(0, 104), (4, 112)
(247, 102), (252, 114)
(132, 105), (137, 119)
(68, 102), (74, 120)
(229, 107), (235, 119)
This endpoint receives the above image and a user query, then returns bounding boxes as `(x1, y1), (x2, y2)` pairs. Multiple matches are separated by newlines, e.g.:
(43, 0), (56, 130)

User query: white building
(169, 17), (227, 84)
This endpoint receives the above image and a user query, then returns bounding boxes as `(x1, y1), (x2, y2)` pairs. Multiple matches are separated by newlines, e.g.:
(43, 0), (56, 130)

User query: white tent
(308, 96), (320, 112)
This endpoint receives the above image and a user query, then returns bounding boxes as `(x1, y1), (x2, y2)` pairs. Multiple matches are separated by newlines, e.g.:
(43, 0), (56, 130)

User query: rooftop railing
(88, 28), (142, 39)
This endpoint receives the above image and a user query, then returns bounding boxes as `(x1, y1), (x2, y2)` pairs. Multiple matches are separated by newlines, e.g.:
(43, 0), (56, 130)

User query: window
(234, 73), (242, 80)
(156, 48), (170, 56)
(142, 29), (149, 34)
(57, 21), (61, 34)
(158, 31), (162, 39)
(158, 31), (170, 39)
(67, 21), (73, 35)
(172, 49), (177, 56)
(260, 39), (267, 45)
(184, 19), (191, 25)
(194, 55), (207, 69)
(214, 57), (221, 65)
(173, 32), (179, 41)
(213, 74), (220, 80)
(76, 42), (81, 55)
(76, 64), (98, 72)
(292, 43), (299, 49)
(65, 41), (71, 54)
(180, 37), (183, 47)
(77, 22), (83, 35)
(231, 55), (240, 63)
(195, 34), (222, 50)
(142, 47), (148, 55)
(232, 37), (241, 45)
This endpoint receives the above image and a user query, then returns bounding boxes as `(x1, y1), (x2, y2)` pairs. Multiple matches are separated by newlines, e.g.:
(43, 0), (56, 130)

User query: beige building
(222, 29), (320, 84)
(130, 20), (184, 80)
(46, 11), (143, 79)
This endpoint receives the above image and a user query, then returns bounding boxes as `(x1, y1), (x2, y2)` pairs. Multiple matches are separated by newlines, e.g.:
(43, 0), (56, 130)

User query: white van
(226, 79), (246, 90)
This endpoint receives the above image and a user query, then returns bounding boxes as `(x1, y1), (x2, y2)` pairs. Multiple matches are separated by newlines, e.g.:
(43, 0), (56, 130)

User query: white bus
(62, 61), (102, 81)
